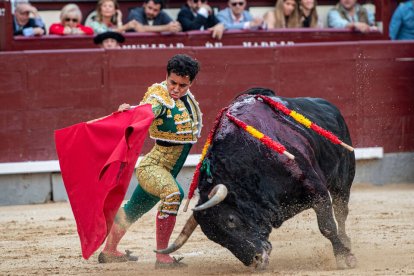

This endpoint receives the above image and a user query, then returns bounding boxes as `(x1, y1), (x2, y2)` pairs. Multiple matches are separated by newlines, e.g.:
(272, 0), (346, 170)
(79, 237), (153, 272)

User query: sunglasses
(65, 17), (79, 23)
(193, 0), (206, 3)
(231, 2), (245, 6)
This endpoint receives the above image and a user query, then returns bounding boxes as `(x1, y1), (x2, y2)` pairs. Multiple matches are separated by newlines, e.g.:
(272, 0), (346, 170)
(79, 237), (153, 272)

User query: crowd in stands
(11, 0), (414, 42)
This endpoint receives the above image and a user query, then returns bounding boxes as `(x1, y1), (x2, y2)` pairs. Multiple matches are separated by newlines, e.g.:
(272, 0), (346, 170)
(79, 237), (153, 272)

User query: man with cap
(13, 1), (46, 36)
(94, 31), (125, 49)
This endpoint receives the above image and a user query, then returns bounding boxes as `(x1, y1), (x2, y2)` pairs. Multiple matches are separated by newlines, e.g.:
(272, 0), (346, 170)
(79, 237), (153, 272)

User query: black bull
(157, 88), (357, 270)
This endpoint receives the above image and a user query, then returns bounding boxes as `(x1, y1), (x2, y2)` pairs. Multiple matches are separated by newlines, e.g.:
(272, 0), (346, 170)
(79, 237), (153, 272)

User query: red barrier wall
(6, 29), (385, 52)
(0, 41), (413, 163)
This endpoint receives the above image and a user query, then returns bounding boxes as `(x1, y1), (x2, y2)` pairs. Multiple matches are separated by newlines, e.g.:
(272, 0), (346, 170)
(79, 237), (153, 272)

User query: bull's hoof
(345, 254), (357, 268)
(336, 253), (357, 269)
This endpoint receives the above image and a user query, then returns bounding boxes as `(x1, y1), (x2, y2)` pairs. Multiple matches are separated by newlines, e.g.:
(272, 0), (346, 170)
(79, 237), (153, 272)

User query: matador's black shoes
(98, 249), (138, 263)
(154, 256), (187, 269)
(98, 250), (186, 268)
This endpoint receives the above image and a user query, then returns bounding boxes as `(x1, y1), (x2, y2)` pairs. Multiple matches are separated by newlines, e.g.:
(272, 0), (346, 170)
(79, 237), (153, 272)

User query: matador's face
(166, 73), (192, 100)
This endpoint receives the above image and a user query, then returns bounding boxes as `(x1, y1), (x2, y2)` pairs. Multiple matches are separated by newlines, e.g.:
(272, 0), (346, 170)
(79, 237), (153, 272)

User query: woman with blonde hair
(49, 3), (93, 35)
(297, 0), (320, 28)
(263, 0), (299, 29)
(87, 0), (142, 34)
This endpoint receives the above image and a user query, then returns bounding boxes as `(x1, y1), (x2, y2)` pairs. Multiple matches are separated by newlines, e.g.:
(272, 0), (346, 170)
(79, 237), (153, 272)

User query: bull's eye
(227, 215), (237, 229)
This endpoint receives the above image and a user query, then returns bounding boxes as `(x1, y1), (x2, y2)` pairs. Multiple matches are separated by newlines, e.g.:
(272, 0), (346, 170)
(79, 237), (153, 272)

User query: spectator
(126, 0), (182, 33)
(87, 0), (141, 34)
(13, 1), (46, 36)
(49, 4), (94, 35)
(327, 0), (377, 33)
(93, 31), (125, 49)
(297, 0), (321, 28)
(177, 0), (225, 39)
(217, 0), (264, 30)
(389, 0), (414, 40)
(263, 0), (299, 29)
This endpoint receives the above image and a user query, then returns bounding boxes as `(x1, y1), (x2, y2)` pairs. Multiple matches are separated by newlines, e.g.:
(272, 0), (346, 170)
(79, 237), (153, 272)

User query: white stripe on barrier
(354, 147), (383, 160)
(0, 147), (383, 175)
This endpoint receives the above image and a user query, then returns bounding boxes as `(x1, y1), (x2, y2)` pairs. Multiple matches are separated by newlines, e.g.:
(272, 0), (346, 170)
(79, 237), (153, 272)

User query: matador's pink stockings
(155, 212), (176, 263)
(103, 222), (127, 256)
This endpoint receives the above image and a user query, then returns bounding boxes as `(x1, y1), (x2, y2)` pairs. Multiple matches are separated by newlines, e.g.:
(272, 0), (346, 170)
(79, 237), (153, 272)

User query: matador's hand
(118, 103), (131, 111)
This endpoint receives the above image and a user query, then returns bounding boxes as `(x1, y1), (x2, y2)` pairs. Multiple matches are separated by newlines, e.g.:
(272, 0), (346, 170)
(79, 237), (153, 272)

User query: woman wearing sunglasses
(49, 4), (94, 35)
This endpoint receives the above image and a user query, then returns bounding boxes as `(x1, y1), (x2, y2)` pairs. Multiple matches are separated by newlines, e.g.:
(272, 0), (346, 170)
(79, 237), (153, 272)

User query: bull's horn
(192, 184), (228, 212)
(154, 214), (198, 254)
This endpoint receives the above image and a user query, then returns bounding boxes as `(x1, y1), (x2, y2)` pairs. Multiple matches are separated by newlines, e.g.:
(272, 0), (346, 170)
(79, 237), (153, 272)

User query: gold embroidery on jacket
(174, 112), (191, 124)
(140, 83), (202, 143)
(141, 84), (174, 109)
(176, 122), (193, 132)
(150, 131), (195, 142)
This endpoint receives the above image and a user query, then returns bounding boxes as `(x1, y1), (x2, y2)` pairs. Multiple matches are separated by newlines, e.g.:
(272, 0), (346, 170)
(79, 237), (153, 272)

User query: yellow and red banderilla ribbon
(226, 113), (295, 160)
(183, 107), (228, 212)
(256, 95), (354, 152)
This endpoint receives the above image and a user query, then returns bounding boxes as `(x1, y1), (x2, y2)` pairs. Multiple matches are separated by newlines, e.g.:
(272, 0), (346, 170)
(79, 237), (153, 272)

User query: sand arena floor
(1, 184), (414, 276)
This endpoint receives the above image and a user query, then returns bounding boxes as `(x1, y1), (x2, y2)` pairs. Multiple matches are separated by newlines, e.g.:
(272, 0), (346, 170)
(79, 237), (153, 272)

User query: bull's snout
(250, 249), (269, 270)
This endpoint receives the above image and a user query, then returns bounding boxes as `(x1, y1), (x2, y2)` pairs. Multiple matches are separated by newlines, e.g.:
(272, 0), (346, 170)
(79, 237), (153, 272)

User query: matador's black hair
(167, 54), (200, 82)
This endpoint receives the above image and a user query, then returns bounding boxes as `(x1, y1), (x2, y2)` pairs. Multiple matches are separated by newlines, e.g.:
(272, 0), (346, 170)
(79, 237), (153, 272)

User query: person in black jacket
(13, 1), (46, 36)
(177, 0), (224, 39)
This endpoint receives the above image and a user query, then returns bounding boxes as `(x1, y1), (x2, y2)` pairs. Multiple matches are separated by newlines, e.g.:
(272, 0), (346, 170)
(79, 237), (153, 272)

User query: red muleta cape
(54, 104), (154, 259)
